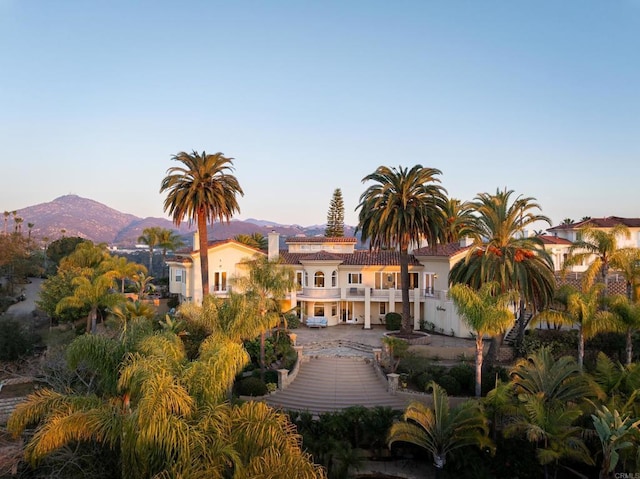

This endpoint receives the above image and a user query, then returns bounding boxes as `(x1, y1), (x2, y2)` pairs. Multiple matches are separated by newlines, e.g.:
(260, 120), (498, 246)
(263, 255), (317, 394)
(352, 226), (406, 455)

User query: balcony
(298, 287), (341, 299)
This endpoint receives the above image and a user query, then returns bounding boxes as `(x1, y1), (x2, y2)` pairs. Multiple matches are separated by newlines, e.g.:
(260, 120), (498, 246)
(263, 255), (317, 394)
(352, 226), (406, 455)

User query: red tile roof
(299, 251), (344, 261)
(285, 236), (358, 244)
(279, 250), (422, 266)
(549, 217), (640, 231)
(413, 242), (470, 258)
(538, 235), (573, 245)
(175, 238), (264, 255)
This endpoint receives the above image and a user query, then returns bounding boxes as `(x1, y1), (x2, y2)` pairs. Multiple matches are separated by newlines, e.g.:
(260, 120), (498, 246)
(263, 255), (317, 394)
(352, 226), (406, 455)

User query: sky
(1, 1), (639, 230)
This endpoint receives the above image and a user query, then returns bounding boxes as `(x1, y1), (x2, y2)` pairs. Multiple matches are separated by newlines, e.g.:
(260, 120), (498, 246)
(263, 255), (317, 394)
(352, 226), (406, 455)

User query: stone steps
(263, 356), (412, 414)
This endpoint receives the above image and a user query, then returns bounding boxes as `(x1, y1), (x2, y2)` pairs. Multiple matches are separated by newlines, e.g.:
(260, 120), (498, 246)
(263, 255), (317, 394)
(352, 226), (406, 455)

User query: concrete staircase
(263, 356), (412, 414)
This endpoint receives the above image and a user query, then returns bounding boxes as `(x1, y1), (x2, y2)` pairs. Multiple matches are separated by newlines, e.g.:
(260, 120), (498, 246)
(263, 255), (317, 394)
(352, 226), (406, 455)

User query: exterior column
(277, 369), (289, 390)
(388, 289), (395, 313)
(413, 287), (421, 330)
(364, 287), (371, 329)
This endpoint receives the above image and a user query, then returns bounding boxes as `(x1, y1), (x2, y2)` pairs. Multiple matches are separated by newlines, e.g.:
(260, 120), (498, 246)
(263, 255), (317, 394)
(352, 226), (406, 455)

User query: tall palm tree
(231, 255), (296, 381)
(442, 197), (476, 243)
(137, 226), (162, 274)
(161, 151), (244, 300)
(27, 222), (34, 239)
(563, 223), (630, 294)
(156, 227), (185, 277)
(3, 210), (9, 235)
(387, 381), (493, 475)
(449, 189), (556, 349)
(449, 282), (515, 397)
(356, 165), (447, 335)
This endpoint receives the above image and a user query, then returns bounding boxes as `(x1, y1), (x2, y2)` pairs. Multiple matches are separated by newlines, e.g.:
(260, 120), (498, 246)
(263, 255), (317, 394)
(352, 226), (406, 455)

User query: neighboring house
(538, 235), (573, 271)
(167, 232), (475, 337)
(541, 216), (640, 296)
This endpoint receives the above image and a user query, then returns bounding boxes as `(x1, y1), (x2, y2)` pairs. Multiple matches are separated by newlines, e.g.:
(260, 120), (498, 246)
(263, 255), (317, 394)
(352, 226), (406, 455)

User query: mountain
(11, 195), (357, 246)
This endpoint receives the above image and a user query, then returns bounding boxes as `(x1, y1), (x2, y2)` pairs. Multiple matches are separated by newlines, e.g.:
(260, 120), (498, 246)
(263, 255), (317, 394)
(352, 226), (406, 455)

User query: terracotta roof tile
(413, 242), (470, 257)
(549, 217), (640, 231)
(538, 235), (573, 245)
(285, 236), (358, 244)
(278, 250), (421, 266)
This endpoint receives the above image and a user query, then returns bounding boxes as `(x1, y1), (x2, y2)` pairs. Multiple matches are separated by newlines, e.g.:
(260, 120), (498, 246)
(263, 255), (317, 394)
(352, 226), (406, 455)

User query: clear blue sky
(1, 1), (638, 229)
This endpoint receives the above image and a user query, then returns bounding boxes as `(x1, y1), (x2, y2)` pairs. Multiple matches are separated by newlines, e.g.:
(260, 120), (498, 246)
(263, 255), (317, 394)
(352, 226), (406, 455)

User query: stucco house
(546, 216), (640, 273)
(167, 232), (476, 337)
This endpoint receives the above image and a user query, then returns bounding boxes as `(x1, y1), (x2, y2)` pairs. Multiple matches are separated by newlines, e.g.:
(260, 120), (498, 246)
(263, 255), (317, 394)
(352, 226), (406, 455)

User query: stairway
(262, 356), (413, 414)
(504, 312), (533, 345)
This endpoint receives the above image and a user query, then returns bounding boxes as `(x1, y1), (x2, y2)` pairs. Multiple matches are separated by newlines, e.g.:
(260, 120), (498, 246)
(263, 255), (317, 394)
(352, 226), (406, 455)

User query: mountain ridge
(9, 195), (355, 246)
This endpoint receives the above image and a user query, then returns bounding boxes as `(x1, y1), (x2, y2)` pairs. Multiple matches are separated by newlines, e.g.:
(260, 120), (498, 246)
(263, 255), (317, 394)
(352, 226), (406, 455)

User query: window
(175, 270), (182, 283)
(331, 303), (337, 316)
(213, 271), (227, 292)
(314, 304), (325, 316)
(348, 273), (362, 284)
(304, 271), (309, 287)
(296, 271), (303, 290)
(331, 270), (337, 287)
(314, 271), (325, 287)
(406, 273), (419, 289)
(424, 273), (436, 295)
(379, 303), (386, 315)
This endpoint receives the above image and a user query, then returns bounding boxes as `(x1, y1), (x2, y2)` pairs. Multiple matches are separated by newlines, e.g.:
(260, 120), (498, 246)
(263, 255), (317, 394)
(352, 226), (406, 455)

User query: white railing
(299, 287), (341, 299)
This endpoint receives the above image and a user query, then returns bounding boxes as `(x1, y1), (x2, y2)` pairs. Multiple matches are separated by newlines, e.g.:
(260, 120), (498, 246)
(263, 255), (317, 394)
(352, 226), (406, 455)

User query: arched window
(331, 270), (338, 287)
(304, 271), (308, 287)
(314, 271), (325, 287)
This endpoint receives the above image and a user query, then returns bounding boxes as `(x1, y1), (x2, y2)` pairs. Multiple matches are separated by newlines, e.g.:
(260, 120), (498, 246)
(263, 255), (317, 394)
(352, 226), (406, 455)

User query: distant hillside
(11, 195), (358, 246)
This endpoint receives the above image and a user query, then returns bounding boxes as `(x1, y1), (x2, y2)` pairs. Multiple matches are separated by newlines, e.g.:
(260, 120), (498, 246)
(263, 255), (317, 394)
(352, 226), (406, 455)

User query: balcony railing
(299, 287), (341, 299)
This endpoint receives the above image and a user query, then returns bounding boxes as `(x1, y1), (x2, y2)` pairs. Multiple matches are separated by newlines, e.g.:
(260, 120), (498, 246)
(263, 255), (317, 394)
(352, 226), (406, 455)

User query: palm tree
(442, 197), (476, 243)
(449, 189), (556, 349)
(156, 227), (185, 277)
(609, 247), (640, 302)
(103, 255), (147, 293)
(9, 311), (326, 479)
(27, 222), (34, 239)
(387, 381), (493, 475)
(131, 272), (155, 300)
(161, 151), (244, 300)
(563, 223), (630, 294)
(13, 216), (23, 234)
(56, 273), (121, 334)
(449, 282), (515, 396)
(561, 218), (574, 226)
(137, 226), (161, 274)
(356, 165), (447, 335)
(505, 348), (596, 478)
(606, 294), (640, 366)
(3, 210), (9, 235)
(231, 255), (296, 381)
(535, 283), (613, 369)
(234, 232), (268, 250)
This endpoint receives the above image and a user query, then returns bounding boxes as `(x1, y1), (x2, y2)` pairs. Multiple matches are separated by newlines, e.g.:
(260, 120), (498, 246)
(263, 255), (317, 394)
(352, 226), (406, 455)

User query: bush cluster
(384, 312), (402, 331)
(0, 317), (38, 360)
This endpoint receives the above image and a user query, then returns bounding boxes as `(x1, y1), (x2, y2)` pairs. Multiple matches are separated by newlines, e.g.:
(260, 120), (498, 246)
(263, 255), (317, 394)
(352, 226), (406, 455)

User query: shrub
(385, 312), (402, 331)
(235, 377), (268, 397)
(0, 318), (37, 360)
(448, 364), (475, 396)
(283, 313), (300, 329)
(435, 374), (461, 396)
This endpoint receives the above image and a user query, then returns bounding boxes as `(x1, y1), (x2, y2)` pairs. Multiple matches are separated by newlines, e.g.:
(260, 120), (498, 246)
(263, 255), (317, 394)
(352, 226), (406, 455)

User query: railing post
(277, 369), (289, 390)
(387, 373), (400, 395)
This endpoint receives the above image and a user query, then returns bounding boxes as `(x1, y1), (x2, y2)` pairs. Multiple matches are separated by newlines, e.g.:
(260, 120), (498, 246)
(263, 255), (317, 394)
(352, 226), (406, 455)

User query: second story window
(348, 273), (362, 284)
(296, 271), (303, 290)
(331, 270), (337, 287)
(314, 271), (325, 287)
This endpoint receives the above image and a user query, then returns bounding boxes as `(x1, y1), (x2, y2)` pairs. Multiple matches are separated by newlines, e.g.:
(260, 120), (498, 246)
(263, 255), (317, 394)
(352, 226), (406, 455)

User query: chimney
(193, 231), (199, 251)
(459, 236), (474, 247)
(268, 231), (280, 261)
